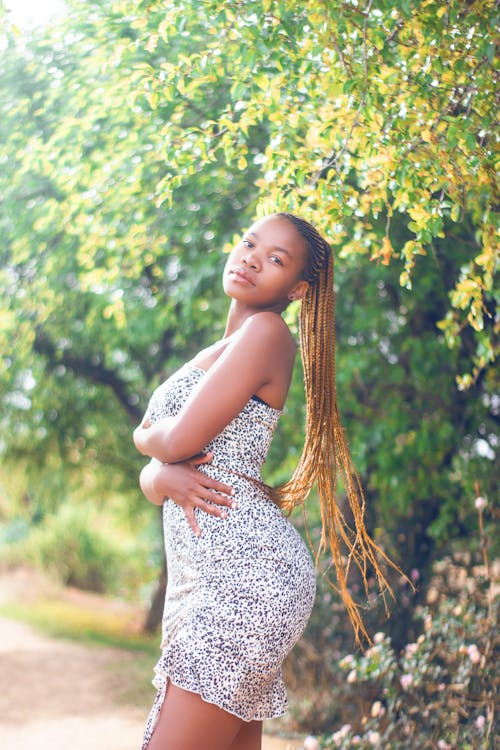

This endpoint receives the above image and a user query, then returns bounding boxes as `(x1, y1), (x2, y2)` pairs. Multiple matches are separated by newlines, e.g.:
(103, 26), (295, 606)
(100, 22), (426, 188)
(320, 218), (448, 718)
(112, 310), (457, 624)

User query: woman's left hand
(139, 454), (236, 536)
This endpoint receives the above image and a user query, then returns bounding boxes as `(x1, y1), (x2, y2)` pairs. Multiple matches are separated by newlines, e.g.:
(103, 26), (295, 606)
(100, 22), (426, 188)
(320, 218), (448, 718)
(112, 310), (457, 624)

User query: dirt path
(0, 610), (303, 750)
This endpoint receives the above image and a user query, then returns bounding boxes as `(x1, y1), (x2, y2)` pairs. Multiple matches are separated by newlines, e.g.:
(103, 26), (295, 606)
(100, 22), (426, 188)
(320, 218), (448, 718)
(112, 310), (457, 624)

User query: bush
(314, 547), (497, 749)
(0, 504), (149, 596)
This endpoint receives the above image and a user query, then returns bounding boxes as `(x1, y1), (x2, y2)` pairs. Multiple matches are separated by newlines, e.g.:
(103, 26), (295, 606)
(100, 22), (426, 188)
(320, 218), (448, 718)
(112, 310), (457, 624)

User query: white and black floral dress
(141, 363), (316, 749)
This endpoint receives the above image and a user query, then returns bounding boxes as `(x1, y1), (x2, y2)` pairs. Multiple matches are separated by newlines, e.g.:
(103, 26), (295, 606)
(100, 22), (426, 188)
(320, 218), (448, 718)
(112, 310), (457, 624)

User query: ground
(0, 570), (304, 750)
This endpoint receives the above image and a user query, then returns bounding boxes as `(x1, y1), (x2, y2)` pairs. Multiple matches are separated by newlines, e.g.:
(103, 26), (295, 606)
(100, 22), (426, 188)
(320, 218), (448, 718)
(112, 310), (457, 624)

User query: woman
(133, 213), (394, 750)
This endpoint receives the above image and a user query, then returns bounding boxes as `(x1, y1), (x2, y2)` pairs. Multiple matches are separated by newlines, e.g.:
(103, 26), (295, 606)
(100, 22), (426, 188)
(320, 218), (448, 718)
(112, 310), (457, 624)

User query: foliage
(0, 459), (157, 598)
(333, 231), (498, 584)
(0, 0), (497, 629)
(0, 0), (260, 481)
(0, 596), (157, 654)
(0, 502), (152, 595)
(0, 0), (497, 450)
(133, 0), (498, 383)
(296, 503), (498, 748)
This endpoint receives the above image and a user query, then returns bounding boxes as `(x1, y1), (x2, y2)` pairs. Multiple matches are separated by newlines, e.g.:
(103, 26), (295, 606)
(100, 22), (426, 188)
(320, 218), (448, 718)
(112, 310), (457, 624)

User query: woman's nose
(242, 252), (259, 269)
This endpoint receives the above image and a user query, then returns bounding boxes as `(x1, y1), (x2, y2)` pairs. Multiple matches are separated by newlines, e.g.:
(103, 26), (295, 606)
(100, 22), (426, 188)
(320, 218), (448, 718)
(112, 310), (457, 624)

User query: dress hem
(154, 672), (287, 722)
(141, 673), (286, 750)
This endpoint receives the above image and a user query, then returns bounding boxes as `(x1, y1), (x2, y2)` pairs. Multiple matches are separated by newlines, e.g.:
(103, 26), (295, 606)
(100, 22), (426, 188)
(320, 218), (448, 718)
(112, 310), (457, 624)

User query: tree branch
(33, 327), (143, 423)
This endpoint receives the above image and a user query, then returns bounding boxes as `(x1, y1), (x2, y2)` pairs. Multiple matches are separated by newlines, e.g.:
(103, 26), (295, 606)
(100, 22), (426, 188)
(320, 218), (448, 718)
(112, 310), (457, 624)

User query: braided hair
(273, 212), (397, 644)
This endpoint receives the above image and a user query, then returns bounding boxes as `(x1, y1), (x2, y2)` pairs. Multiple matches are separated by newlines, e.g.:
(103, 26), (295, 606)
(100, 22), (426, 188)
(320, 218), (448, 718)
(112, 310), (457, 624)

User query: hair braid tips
(272, 212), (404, 645)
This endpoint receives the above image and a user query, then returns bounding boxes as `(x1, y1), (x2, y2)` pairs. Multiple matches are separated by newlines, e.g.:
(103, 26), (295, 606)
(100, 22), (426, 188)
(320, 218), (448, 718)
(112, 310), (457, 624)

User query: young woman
(133, 213), (393, 750)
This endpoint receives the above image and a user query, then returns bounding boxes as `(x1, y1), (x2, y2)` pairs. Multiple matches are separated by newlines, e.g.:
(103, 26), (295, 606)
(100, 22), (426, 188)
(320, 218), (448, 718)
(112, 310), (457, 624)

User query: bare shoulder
(239, 311), (294, 347)
(225, 312), (296, 378)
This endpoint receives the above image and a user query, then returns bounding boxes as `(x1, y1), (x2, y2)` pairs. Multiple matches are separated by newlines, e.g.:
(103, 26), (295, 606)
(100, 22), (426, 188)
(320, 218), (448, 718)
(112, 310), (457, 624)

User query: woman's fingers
(199, 473), (234, 501)
(184, 508), (202, 537)
(189, 455), (235, 503)
(205, 485), (236, 507)
(196, 499), (229, 519)
(183, 498), (230, 536)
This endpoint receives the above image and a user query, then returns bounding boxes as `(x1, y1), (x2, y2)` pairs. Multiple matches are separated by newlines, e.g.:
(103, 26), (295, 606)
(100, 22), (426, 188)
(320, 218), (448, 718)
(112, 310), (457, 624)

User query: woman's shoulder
(233, 312), (296, 366)
(240, 311), (294, 341)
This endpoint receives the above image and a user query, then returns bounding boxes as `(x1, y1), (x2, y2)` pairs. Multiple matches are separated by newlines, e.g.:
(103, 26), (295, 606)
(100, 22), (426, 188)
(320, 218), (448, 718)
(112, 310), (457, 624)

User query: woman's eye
(242, 239), (253, 248)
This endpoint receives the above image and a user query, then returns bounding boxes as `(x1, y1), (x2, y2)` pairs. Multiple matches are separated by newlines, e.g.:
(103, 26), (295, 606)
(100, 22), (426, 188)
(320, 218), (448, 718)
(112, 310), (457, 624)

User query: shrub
(1, 504), (149, 596)
(315, 548), (497, 749)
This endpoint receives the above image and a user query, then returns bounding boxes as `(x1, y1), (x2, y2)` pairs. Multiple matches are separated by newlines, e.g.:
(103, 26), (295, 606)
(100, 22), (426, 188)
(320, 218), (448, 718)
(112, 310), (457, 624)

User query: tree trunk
(143, 567), (167, 634)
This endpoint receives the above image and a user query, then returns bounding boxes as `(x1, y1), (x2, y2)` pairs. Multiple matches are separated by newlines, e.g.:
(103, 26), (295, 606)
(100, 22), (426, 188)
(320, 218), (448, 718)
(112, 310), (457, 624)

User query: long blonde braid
(273, 213), (399, 644)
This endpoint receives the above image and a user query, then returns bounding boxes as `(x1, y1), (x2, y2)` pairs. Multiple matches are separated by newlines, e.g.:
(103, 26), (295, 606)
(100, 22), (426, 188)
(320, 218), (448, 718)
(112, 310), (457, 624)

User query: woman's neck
(223, 300), (284, 338)
(223, 302), (255, 338)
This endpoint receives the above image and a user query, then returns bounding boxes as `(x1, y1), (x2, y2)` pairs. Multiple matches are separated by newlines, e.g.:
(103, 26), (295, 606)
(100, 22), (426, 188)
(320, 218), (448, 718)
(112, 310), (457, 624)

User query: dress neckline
(186, 363), (283, 414)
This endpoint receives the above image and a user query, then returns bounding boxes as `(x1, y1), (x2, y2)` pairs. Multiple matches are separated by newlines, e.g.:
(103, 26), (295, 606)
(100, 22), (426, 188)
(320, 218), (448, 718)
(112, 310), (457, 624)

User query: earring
(288, 294), (295, 301)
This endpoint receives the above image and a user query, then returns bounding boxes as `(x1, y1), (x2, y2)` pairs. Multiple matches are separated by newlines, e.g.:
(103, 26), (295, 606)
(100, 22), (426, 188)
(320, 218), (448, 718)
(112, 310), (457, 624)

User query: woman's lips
(230, 268), (255, 285)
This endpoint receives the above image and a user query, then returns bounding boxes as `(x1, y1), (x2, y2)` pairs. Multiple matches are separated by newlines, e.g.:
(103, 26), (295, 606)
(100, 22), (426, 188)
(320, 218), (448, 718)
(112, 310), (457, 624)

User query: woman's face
(223, 215), (309, 312)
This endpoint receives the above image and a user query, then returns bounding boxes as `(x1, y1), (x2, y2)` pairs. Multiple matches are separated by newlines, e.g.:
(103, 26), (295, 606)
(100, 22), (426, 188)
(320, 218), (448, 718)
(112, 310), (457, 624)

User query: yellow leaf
(145, 34), (159, 53)
(400, 270), (412, 289)
(147, 90), (158, 109)
(381, 236), (394, 265)
(371, 236), (394, 266)
(305, 125), (322, 150)
(255, 74), (270, 91)
(131, 17), (148, 29)
(474, 249), (496, 274)
(408, 204), (430, 227)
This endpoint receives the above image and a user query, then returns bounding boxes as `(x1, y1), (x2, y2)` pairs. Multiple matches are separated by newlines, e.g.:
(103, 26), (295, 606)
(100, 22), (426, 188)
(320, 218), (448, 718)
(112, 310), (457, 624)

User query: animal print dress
(141, 363), (316, 748)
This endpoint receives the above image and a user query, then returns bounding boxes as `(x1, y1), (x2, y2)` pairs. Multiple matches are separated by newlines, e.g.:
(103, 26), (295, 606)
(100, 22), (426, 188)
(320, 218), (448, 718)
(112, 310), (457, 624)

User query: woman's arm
(139, 459), (166, 505)
(139, 455), (236, 536)
(133, 312), (293, 463)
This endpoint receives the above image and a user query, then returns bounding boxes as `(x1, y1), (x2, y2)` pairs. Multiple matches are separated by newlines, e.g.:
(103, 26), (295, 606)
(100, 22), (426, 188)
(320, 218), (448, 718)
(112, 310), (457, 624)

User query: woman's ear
(288, 280), (309, 301)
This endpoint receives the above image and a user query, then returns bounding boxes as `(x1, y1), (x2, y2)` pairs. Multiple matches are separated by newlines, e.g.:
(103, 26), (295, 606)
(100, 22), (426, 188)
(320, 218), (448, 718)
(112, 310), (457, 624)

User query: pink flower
(371, 700), (385, 718)
(347, 669), (357, 683)
(339, 654), (354, 669)
(331, 724), (351, 745)
(437, 741), (452, 750)
(304, 737), (320, 750)
(475, 495), (488, 510)
(475, 715), (486, 730)
(411, 568), (420, 582)
(467, 644), (481, 664)
(400, 673), (413, 690)
(373, 631), (385, 644)
(367, 730), (381, 745)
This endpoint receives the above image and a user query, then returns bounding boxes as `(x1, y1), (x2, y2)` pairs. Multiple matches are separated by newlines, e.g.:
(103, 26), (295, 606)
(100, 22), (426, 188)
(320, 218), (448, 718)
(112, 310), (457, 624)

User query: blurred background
(0, 1), (497, 748)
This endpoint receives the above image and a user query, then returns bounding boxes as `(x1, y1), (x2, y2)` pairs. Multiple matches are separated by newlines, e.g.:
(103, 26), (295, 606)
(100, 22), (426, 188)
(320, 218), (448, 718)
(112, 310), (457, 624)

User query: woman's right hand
(139, 453), (236, 536)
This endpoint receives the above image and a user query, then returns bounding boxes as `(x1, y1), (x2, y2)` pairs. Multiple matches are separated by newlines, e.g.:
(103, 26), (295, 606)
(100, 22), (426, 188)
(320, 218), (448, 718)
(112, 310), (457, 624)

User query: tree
(0, 0), (497, 633)
(0, 0), (262, 483)
(135, 0), (497, 384)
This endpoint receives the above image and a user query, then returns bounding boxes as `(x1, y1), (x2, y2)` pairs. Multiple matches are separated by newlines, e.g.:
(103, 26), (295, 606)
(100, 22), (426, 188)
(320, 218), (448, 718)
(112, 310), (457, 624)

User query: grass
(0, 597), (158, 654)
